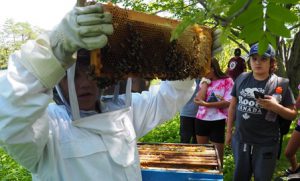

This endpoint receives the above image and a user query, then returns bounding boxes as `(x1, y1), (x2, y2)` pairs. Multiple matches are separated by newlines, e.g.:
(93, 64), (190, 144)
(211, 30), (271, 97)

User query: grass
(0, 149), (31, 180)
(0, 113), (299, 180)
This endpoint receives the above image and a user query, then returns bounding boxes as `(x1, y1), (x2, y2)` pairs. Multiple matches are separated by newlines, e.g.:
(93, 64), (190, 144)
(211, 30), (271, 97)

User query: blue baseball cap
(249, 43), (275, 58)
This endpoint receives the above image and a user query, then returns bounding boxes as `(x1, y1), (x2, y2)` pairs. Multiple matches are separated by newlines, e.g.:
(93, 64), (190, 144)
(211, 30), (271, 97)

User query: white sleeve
(0, 34), (65, 172)
(131, 79), (195, 138)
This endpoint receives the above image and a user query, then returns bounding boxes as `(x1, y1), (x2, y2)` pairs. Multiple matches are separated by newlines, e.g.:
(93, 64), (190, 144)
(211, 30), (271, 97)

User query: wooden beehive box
(92, 4), (212, 85)
(138, 143), (223, 180)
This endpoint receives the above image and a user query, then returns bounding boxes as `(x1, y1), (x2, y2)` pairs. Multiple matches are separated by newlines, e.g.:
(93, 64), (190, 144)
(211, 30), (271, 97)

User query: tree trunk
(287, 30), (300, 96)
(275, 57), (287, 78)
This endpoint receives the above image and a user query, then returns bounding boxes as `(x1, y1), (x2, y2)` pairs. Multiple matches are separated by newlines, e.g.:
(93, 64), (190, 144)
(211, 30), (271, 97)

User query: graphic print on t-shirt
(207, 92), (219, 102)
(238, 87), (265, 120)
(229, 61), (237, 70)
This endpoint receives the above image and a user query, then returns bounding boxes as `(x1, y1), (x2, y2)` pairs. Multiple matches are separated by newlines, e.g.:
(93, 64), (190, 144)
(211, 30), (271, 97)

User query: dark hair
(211, 58), (228, 79)
(234, 48), (241, 56)
(247, 57), (278, 74)
(269, 58), (278, 73)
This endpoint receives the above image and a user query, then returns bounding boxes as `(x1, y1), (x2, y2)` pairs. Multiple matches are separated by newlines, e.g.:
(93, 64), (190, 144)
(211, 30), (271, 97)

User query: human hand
(50, 3), (114, 68)
(194, 98), (206, 106)
(194, 97), (200, 104)
(212, 29), (222, 56)
(256, 95), (279, 111)
(225, 131), (232, 146)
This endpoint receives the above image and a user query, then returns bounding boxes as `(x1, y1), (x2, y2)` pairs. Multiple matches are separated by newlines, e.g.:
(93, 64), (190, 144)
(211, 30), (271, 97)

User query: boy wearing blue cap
(225, 43), (297, 180)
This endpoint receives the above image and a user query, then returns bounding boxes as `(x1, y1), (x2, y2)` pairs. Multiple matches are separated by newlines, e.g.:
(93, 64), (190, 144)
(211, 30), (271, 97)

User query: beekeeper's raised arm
(0, 3), (113, 174)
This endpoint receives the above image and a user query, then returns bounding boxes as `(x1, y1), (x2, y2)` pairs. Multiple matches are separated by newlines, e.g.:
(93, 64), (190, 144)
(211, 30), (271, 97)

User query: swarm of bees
(85, 4), (212, 88)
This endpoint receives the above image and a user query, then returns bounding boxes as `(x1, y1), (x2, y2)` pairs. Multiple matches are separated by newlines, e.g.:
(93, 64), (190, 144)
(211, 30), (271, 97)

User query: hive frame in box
(137, 142), (223, 181)
(89, 4), (212, 87)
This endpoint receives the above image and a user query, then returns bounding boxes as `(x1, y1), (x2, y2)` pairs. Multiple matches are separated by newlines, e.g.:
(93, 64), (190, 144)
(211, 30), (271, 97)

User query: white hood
(55, 63), (132, 120)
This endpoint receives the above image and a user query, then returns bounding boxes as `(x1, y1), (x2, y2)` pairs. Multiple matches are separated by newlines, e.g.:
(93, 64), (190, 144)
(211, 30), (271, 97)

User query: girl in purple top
(194, 58), (234, 166)
(284, 83), (300, 176)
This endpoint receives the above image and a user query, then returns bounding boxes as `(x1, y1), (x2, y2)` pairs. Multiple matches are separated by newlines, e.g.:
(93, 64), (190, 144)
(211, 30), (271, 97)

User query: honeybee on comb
(85, 3), (212, 88)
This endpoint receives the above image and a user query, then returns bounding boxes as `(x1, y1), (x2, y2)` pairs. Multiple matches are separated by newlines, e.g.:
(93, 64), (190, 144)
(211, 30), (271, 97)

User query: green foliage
(267, 3), (298, 23)
(170, 16), (197, 42)
(227, 0), (248, 18)
(269, 0), (300, 4)
(223, 146), (235, 180)
(139, 114), (180, 143)
(232, 3), (264, 27)
(230, 0), (299, 54)
(265, 31), (277, 49)
(239, 18), (264, 44)
(0, 148), (31, 180)
(0, 19), (42, 69)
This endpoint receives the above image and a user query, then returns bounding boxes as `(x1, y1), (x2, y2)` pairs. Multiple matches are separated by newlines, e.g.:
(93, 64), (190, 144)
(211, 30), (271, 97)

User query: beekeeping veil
(53, 49), (132, 120)
(53, 49), (136, 167)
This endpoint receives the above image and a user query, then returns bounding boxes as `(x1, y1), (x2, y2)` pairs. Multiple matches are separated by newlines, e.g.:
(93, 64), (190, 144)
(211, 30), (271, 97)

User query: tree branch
(228, 35), (249, 53)
(196, 0), (225, 26)
(197, 0), (250, 52)
(289, 23), (300, 30)
(225, 0), (253, 22)
(198, 0), (254, 27)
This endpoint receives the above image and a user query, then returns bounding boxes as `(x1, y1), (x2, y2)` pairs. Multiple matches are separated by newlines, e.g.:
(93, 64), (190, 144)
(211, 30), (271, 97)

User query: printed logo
(238, 87), (264, 115)
(240, 87), (264, 98)
(242, 113), (250, 120)
(229, 61), (237, 70)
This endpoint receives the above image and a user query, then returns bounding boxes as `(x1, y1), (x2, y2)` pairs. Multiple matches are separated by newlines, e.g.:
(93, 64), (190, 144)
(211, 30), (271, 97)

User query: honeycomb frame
(90, 4), (212, 83)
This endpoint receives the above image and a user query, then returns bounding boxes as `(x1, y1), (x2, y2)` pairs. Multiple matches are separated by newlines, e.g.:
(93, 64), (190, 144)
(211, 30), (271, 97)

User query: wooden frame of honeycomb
(88, 4), (212, 87)
(138, 143), (222, 174)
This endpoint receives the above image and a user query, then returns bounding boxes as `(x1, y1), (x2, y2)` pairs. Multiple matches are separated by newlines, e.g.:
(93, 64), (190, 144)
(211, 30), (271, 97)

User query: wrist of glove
(50, 3), (114, 69)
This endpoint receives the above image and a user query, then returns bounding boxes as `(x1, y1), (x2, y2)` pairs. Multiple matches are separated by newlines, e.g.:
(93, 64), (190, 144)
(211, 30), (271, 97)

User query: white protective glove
(50, 3), (113, 68)
(212, 29), (223, 56)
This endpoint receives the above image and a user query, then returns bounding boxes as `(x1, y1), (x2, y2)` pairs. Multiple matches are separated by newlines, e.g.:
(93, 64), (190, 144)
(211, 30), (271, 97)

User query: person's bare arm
(257, 96), (297, 120)
(195, 99), (230, 109)
(194, 78), (210, 104)
(195, 82), (208, 101)
(225, 97), (237, 145)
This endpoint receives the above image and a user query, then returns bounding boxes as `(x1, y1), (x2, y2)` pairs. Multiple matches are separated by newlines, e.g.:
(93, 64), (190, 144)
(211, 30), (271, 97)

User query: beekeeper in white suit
(0, 3), (222, 181)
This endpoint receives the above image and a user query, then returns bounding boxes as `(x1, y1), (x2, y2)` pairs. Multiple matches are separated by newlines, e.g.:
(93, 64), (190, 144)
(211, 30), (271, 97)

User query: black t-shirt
(231, 73), (295, 145)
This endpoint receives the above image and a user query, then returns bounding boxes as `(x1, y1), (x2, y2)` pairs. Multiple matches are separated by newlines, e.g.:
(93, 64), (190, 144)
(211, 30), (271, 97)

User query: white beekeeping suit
(0, 4), (195, 181)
